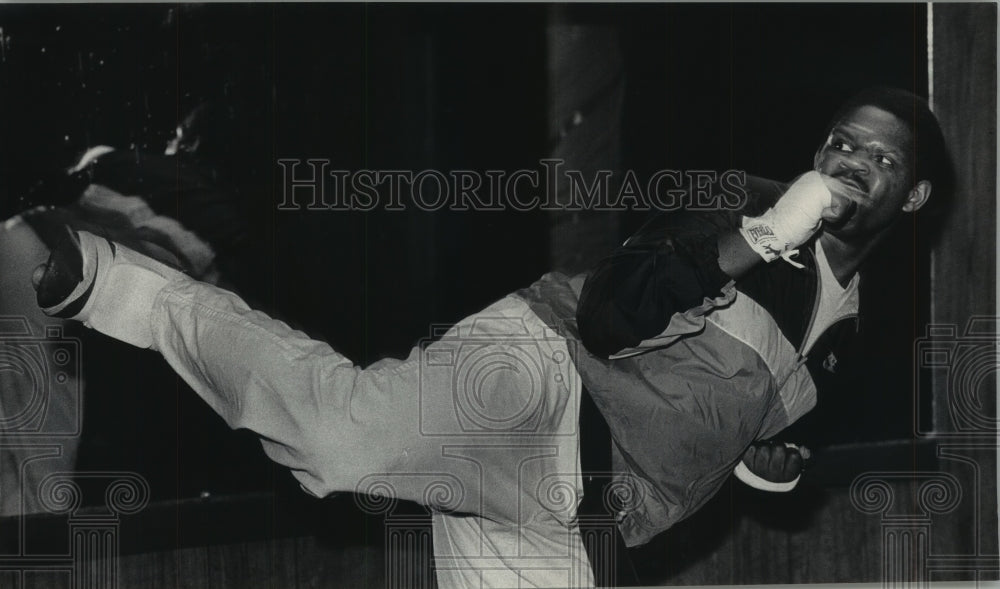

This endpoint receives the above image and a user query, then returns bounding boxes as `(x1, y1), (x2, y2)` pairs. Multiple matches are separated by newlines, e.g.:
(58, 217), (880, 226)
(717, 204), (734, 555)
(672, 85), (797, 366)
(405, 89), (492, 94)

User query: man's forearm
(717, 229), (765, 280)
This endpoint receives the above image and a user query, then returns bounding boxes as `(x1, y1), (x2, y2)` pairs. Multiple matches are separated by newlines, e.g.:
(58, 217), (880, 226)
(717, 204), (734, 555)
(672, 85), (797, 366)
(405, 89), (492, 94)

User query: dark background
(0, 4), (930, 502)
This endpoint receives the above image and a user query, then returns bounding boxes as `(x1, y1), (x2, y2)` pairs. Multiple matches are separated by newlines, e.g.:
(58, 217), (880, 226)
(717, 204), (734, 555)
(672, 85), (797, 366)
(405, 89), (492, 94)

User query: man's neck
(818, 231), (882, 287)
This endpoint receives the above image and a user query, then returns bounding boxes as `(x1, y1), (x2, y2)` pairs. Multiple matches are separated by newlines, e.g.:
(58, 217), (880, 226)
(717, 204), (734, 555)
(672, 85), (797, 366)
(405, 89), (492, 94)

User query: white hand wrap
(40, 231), (185, 349)
(734, 461), (800, 492)
(733, 442), (803, 492)
(739, 171), (832, 265)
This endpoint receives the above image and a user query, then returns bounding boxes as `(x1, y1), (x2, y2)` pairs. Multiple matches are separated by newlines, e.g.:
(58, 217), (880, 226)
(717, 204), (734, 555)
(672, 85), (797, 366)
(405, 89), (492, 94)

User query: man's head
(813, 86), (952, 240)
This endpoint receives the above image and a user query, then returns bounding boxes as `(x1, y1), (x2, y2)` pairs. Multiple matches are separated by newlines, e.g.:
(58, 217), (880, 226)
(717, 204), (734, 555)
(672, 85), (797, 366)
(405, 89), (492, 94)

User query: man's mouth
(826, 200), (859, 230)
(835, 174), (868, 195)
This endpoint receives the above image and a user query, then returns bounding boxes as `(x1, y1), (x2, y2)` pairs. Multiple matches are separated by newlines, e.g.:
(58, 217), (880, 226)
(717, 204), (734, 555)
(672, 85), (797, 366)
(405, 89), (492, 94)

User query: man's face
(813, 105), (922, 240)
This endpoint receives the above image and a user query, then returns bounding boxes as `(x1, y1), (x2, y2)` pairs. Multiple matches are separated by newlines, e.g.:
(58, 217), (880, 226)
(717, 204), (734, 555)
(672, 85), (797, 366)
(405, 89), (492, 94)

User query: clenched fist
(735, 441), (811, 492)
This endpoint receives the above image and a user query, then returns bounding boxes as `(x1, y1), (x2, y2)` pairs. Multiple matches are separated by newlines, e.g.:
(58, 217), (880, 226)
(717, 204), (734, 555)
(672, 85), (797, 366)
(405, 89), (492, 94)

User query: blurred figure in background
(0, 101), (262, 515)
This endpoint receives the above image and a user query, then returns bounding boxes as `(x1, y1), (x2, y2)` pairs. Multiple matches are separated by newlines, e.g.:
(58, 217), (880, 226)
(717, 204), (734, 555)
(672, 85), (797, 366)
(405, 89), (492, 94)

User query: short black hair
(825, 86), (954, 217)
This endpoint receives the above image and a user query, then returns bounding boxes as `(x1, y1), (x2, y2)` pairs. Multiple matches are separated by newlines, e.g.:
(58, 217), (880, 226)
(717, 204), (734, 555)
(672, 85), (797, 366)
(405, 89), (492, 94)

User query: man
(561, 86), (950, 546)
(30, 87), (949, 587)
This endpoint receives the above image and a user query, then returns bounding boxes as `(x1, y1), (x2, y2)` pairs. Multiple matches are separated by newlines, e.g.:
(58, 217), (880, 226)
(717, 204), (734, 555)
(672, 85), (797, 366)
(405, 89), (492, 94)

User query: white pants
(148, 278), (594, 588)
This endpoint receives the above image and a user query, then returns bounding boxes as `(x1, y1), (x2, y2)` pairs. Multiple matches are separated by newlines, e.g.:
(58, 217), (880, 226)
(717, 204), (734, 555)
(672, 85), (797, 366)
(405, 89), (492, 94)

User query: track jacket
(518, 174), (860, 547)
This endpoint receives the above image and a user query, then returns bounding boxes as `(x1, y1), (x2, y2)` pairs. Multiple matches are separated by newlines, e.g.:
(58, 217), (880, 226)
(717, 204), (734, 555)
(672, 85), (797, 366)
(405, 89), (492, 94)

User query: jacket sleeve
(576, 174), (789, 359)
(577, 212), (738, 359)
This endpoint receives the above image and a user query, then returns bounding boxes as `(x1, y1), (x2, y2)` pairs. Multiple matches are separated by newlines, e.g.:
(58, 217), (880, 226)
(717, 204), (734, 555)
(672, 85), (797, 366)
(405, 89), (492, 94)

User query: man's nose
(839, 153), (870, 174)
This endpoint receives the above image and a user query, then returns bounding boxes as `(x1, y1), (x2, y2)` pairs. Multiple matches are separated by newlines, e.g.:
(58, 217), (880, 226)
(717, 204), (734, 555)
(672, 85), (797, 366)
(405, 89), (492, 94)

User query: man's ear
(902, 180), (932, 213)
(813, 149), (822, 170)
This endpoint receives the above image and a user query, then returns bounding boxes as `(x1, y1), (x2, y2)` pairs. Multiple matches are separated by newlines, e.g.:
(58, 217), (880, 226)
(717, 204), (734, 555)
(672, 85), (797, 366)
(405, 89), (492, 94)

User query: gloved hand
(33, 228), (185, 349)
(739, 171), (854, 265)
(734, 441), (811, 492)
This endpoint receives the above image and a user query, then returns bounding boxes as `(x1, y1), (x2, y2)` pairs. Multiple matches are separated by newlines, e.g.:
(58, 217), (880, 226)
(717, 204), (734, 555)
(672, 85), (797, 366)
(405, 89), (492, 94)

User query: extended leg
(32, 231), (583, 522)
(432, 512), (594, 589)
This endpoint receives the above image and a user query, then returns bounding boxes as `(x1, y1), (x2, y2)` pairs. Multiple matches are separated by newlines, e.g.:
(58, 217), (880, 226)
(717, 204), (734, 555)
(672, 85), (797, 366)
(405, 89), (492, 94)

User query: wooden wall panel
(634, 475), (973, 585)
(927, 4), (999, 577)
(930, 4), (997, 430)
(117, 539), (383, 589)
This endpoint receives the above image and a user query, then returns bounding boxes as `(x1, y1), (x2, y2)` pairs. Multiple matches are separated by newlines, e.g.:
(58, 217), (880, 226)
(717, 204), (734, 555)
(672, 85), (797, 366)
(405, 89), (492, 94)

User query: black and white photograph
(0, 2), (995, 588)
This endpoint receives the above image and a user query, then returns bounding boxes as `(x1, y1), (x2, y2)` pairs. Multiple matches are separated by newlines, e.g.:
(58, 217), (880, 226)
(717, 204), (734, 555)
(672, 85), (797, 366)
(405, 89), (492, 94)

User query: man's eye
(831, 138), (853, 153)
(875, 154), (894, 167)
